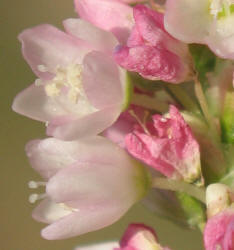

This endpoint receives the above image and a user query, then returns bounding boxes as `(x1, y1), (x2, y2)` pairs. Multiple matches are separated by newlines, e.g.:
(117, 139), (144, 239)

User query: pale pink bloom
(114, 5), (192, 83)
(116, 223), (172, 250)
(12, 19), (128, 140)
(74, 0), (134, 43)
(204, 207), (234, 250)
(26, 136), (150, 240)
(125, 105), (202, 183)
(164, 0), (234, 59)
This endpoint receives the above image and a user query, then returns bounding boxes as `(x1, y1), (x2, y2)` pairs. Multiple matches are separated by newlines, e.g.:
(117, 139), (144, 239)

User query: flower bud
(206, 183), (233, 218)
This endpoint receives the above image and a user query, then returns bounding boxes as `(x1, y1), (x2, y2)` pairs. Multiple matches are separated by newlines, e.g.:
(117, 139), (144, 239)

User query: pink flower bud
(116, 223), (172, 250)
(126, 105), (203, 184)
(114, 5), (192, 83)
(75, 224), (172, 250)
(204, 208), (234, 250)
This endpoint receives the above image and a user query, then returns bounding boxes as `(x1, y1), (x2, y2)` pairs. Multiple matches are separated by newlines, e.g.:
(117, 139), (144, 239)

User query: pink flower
(125, 105), (202, 183)
(164, 0), (234, 59)
(204, 208), (234, 250)
(12, 19), (129, 140)
(74, 0), (134, 43)
(26, 136), (150, 240)
(75, 224), (172, 250)
(116, 223), (172, 250)
(114, 5), (192, 83)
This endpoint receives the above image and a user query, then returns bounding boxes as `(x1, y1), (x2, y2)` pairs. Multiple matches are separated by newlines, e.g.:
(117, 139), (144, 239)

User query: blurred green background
(1, 0), (203, 249)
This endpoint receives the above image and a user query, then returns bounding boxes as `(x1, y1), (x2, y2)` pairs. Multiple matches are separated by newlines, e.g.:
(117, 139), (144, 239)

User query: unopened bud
(206, 183), (232, 218)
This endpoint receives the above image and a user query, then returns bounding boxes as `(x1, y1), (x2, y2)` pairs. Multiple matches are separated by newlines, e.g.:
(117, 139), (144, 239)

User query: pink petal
(204, 209), (234, 250)
(164, 0), (210, 43)
(12, 83), (71, 122)
(133, 5), (166, 46)
(46, 163), (137, 206)
(125, 132), (175, 177)
(18, 24), (89, 79)
(127, 25), (144, 47)
(114, 45), (186, 83)
(26, 136), (128, 179)
(74, 0), (134, 43)
(41, 204), (130, 240)
(117, 223), (172, 250)
(120, 224), (158, 248)
(63, 18), (118, 54)
(82, 51), (124, 109)
(25, 138), (77, 179)
(46, 105), (121, 141)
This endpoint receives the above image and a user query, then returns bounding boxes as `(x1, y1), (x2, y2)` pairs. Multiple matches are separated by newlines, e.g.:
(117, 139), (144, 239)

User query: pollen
(40, 64), (84, 103)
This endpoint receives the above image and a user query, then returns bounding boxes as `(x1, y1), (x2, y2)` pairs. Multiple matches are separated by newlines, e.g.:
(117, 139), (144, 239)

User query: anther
(28, 181), (46, 189)
(35, 79), (43, 86)
(37, 64), (48, 72)
(29, 193), (47, 204)
(129, 110), (151, 135)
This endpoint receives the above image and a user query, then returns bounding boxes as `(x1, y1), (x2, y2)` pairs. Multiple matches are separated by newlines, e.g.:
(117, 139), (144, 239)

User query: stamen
(60, 203), (79, 212)
(35, 79), (43, 86)
(28, 181), (46, 189)
(129, 110), (151, 135)
(44, 64), (84, 103)
(29, 193), (47, 204)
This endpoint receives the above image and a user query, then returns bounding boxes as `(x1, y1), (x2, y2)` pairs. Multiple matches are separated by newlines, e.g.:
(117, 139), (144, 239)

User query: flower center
(37, 64), (85, 103)
(210, 0), (234, 18)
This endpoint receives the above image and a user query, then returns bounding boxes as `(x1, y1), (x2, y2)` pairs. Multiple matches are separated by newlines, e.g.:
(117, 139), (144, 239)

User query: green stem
(194, 77), (219, 142)
(131, 93), (169, 113)
(152, 177), (206, 203)
(166, 84), (199, 113)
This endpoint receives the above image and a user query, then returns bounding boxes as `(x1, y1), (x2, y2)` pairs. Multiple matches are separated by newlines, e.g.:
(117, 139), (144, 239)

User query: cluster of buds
(13, 0), (234, 249)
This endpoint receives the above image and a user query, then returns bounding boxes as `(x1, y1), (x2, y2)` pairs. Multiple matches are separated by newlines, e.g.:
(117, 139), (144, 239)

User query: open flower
(125, 105), (203, 184)
(165, 0), (234, 59)
(114, 5), (192, 83)
(26, 136), (150, 240)
(12, 19), (129, 140)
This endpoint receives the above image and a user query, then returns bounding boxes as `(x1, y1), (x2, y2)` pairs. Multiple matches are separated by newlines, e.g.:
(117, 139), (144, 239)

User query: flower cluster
(13, 0), (234, 249)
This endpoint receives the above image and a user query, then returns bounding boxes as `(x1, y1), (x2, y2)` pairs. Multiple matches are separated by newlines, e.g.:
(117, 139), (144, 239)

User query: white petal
(74, 242), (119, 250)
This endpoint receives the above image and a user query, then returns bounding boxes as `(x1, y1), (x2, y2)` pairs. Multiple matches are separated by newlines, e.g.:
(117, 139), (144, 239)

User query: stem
(131, 93), (169, 113)
(166, 84), (199, 113)
(152, 177), (206, 203)
(194, 77), (219, 141)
